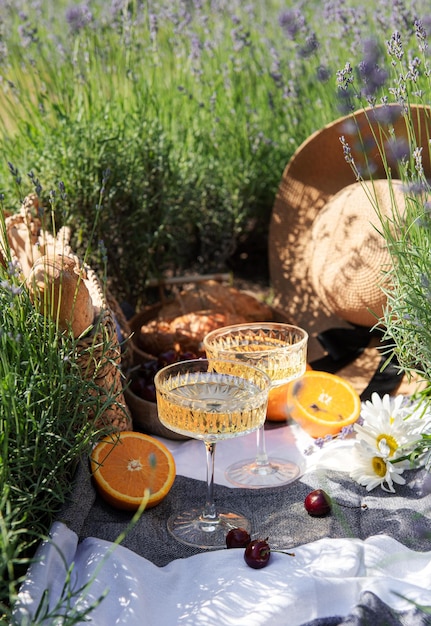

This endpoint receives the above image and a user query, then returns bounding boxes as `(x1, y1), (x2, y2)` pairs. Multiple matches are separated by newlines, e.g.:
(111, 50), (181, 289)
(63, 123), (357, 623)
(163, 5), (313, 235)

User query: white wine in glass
(154, 358), (271, 549)
(203, 323), (308, 488)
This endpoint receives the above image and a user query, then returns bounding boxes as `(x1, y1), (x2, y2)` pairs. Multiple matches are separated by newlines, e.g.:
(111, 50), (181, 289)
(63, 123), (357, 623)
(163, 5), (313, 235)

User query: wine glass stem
(202, 441), (217, 522)
(255, 425), (270, 467)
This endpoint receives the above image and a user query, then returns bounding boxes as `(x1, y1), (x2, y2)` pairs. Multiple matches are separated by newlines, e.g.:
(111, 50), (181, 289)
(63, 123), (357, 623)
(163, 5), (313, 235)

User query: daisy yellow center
(376, 434), (398, 458)
(372, 456), (387, 477)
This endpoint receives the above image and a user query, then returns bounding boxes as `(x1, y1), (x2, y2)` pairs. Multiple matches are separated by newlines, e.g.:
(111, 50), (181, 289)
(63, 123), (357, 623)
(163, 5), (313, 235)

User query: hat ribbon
(310, 326), (403, 401)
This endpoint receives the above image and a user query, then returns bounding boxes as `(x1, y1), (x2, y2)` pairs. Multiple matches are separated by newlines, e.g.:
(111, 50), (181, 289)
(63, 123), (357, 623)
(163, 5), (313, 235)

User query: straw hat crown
(269, 104), (431, 394)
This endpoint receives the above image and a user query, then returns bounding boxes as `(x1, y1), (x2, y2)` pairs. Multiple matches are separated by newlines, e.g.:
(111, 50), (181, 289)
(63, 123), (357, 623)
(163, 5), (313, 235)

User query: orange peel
(90, 431), (176, 510)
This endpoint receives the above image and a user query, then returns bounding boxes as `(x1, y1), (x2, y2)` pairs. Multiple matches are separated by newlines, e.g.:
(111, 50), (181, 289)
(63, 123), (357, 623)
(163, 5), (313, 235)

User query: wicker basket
(4, 197), (132, 432)
(125, 287), (292, 440)
(74, 265), (133, 431)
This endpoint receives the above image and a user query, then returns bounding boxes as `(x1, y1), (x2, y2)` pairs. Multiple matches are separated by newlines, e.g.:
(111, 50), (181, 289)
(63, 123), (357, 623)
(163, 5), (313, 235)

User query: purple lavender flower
(279, 8), (318, 58)
(7, 162), (21, 186)
(7, 260), (21, 279)
(189, 33), (202, 62)
(387, 30), (404, 61)
(358, 38), (389, 102)
(230, 22), (251, 53)
(337, 62), (354, 89)
(316, 65), (331, 83)
(18, 23), (38, 48)
(390, 0), (415, 34)
(413, 146), (424, 178)
(402, 180), (429, 196)
(339, 135), (354, 165)
(65, 4), (94, 33)
(337, 88), (355, 114)
(28, 171), (42, 196)
(58, 181), (67, 201)
(1, 279), (22, 297)
(385, 136), (410, 162)
(149, 12), (158, 43)
(299, 32), (319, 58)
(370, 103), (403, 126)
(415, 19), (428, 52)
(406, 56), (421, 84)
(339, 424), (355, 439)
(98, 239), (107, 265)
(278, 9), (304, 40)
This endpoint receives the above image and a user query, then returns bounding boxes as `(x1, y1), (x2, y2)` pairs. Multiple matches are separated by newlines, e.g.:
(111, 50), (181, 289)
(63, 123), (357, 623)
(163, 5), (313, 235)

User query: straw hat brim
(269, 104), (431, 396)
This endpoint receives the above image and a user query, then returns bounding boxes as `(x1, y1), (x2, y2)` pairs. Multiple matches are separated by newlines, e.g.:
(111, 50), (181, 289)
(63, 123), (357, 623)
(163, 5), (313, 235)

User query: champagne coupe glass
(154, 358), (271, 549)
(203, 323), (308, 488)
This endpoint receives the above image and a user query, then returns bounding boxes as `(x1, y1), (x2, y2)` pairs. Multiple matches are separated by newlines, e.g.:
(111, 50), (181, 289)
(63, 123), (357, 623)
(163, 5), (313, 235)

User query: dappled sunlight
(14, 523), (431, 624)
(173, 553), (313, 625)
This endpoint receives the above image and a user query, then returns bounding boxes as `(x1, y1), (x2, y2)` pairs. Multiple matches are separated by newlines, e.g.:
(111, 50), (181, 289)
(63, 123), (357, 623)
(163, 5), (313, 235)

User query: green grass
(0, 185), (126, 623)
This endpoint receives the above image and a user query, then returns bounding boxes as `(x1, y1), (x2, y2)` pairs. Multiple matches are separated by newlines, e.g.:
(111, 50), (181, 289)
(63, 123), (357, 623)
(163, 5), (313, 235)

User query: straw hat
(269, 104), (431, 396)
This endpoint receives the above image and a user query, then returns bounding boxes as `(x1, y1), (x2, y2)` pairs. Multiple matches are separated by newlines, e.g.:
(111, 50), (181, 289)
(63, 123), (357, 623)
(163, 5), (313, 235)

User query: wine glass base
(167, 508), (250, 549)
(225, 457), (301, 488)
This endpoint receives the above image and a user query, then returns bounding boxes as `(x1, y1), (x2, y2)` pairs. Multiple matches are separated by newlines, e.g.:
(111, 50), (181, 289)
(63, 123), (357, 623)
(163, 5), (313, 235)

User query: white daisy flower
(354, 393), (424, 462)
(361, 392), (405, 425)
(350, 442), (406, 493)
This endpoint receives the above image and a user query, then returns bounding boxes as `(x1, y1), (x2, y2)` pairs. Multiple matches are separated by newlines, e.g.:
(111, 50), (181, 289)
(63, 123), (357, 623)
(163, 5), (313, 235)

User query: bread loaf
(27, 254), (94, 338)
(137, 310), (248, 355)
(157, 280), (274, 322)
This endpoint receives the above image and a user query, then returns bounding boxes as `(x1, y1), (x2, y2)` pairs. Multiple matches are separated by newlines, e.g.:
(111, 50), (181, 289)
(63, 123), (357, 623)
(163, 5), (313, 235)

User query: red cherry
(226, 528), (251, 549)
(158, 349), (179, 368)
(178, 351), (197, 361)
(140, 359), (159, 381)
(304, 489), (332, 517)
(244, 539), (271, 569)
(140, 383), (157, 403)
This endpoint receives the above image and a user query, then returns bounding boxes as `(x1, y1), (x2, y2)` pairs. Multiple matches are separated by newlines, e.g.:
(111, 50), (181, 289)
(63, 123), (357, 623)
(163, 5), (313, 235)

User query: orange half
(285, 370), (361, 438)
(90, 431), (176, 510)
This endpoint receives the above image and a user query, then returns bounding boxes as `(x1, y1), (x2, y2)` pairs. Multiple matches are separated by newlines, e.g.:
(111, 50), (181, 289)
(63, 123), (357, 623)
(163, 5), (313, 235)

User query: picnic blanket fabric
(15, 457), (431, 625)
(60, 458), (431, 565)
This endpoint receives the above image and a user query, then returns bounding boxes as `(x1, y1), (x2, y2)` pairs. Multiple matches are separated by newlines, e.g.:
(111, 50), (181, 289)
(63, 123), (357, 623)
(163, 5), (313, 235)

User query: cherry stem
(337, 501), (368, 510)
(272, 549), (295, 557)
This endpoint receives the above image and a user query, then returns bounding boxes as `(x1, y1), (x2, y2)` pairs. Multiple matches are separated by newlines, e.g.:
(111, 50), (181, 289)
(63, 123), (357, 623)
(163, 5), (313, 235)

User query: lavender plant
(335, 15), (431, 385)
(3, 0), (428, 307)
(329, 13), (431, 489)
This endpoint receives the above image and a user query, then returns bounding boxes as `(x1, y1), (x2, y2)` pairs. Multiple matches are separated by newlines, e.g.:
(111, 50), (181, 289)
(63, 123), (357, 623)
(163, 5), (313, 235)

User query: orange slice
(90, 431), (176, 511)
(285, 370), (361, 438)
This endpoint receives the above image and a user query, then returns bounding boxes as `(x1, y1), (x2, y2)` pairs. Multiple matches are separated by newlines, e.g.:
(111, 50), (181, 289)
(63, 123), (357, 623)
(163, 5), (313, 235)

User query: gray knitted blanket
(57, 459), (431, 625)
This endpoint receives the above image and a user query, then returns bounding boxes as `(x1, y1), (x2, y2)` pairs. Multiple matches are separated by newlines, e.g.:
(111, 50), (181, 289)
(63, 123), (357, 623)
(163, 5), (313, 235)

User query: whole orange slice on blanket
(268, 370), (361, 438)
(90, 431), (176, 511)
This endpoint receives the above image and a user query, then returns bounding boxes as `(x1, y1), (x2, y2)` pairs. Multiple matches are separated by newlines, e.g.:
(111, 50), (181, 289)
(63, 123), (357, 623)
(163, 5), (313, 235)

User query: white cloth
(158, 421), (354, 487)
(16, 521), (431, 625)
(14, 424), (429, 624)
